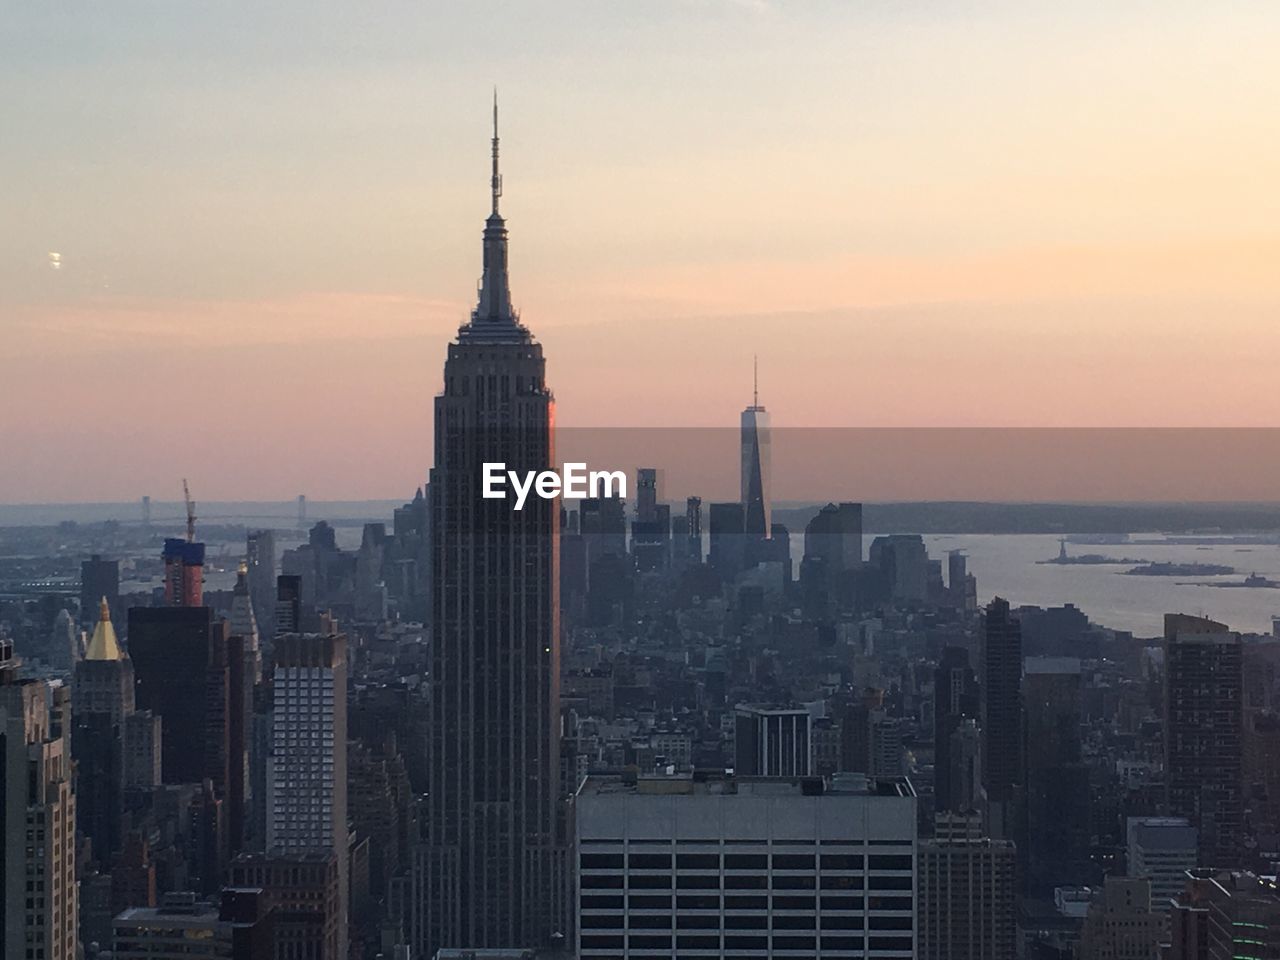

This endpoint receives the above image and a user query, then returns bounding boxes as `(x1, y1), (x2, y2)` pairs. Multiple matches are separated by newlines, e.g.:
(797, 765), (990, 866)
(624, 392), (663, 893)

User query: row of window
(581, 874), (914, 891)
(580, 894), (912, 912)
(581, 914), (912, 930)
(581, 853), (911, 871)
(581, 838), (910, 846)
(580, 934), (914, 951)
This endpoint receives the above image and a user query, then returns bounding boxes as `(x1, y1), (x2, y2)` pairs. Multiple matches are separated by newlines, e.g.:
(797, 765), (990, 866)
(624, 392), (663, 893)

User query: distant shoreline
(3, 499), (1280, 536)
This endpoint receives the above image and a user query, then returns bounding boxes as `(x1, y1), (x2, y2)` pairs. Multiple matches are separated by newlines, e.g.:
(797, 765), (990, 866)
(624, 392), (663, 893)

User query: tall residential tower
(1, 639), (79, 960)
(1164, 614), (1243, 866)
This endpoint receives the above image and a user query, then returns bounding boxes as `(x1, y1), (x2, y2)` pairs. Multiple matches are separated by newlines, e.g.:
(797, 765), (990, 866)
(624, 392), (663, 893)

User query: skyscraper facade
(72, 599), (135, 867)
(129, 605), (227, 786)
(636, 467), (659, 522)
(80, 554), (120, 630)
(933, 645), (979, 815)
(245, 529), (276, 639)
(740, 361), (771, 539)
(1126, 817), (1198, 913)
(161, 538), (205, 607)
(267, 629), (348, 956)
(733, 705), (813, 777)
(1023, 657), (1092, 894)
(1164, 614), (1243, 867)
(917, 834), (1016, 960)
(1077, 876), (1164, 960)
(708, 501), (746, 579)
(422, 102), (563, 955)
(575, 773), (918, 960)
(684, 496), (703, 563)
(981, 597), (1023, 841)
(1, 640), (79, 960)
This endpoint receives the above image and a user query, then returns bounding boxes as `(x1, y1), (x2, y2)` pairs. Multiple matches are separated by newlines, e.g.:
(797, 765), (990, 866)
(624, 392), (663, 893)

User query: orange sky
(3, 3), (1280, 501)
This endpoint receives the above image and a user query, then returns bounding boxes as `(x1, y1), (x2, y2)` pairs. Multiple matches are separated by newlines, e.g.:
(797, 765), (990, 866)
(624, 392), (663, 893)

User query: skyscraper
(917, 833), (1016, 960)
(1023, 657), (1092, 894)
(80, 554), (120, 630)
(245, 529), (276, 638)
(981, 597), (1023, 841)
(1168, 869), (1280, 958)
(274, 573), (302, 637)
(1, 639), (79, 960)
(575, 772), (917, 960)
(631, 469), (669, 572)
(708, 501), (746, 579)
(231, 853), (342, 960)
(129, 606), (227, 787)
(868, 534), (929, 604)
(266, 628), (348, 956)
(422, 100), (562, 955)
(1164, 614), (1243, 867)
(733, 705), (813, 777)
(684, 495), (703, 563)
(636, 467), (659, 523)
(162, 538), (205, 607)
(740, 357), (771, 539)
(933, 646), (979, 815)
(1126, 817), (1198, 914)
(72, 599), (135, 866)
(1077, 876), (1164, 960)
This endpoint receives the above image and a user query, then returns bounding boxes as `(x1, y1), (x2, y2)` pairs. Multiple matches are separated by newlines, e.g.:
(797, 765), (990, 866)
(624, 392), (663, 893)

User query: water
(920, 533), (1280, 637)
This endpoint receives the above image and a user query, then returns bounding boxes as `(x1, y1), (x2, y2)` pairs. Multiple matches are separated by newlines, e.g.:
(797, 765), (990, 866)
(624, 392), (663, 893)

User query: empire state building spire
(470, 91), (520, 335)
(490, 89), (502, 217)
(425, 96), (562, 957)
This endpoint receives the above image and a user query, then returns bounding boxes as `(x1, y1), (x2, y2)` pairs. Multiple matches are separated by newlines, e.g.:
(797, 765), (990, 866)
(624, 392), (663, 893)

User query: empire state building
(420, 101), (563, 954)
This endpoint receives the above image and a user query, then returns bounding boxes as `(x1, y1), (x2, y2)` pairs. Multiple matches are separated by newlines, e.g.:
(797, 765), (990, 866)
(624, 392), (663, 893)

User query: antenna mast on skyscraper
(753, 354), (759, 408)
(491, 87), (502, 215)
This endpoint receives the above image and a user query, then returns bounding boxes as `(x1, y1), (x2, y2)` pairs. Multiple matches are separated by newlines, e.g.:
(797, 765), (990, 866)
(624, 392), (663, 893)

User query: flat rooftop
(578, 773), (915, 799)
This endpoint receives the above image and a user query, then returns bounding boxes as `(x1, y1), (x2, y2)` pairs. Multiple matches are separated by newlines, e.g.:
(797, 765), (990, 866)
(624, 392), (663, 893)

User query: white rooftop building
(575, 773), (917, 959)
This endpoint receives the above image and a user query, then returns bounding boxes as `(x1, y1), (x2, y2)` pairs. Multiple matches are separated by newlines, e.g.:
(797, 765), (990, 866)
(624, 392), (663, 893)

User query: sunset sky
(4, 2), (1280, 502)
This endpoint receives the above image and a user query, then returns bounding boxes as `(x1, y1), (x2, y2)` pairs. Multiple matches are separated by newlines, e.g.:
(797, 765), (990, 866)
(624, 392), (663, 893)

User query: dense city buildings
(707, 501), (746, 579)
(800, 502), (862, 616)
(112, 889), (273, 960)
(2, 86), (1279, 960)
(1077, 876), (1163, 960)
(231, 853), (342, 960)
(575, 773), (917, 960)
(1168, 869), (1280, 959)
(868, 534), (929, 604)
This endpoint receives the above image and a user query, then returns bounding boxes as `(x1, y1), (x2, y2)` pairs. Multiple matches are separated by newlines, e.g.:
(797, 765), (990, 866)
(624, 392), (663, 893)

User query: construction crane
(182, 479), (196, 543)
